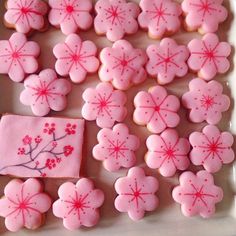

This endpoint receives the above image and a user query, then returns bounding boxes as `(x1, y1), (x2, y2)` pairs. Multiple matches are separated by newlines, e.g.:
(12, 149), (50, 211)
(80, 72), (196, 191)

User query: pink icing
(114, 167), (159, 221)
(53, 34), (99, 84)
(0, 32), (40, 82)
(99, 40), (147, 90)
(133, 85), (180, 134)
(146, 38), (189, 85)
(93, 123), (140, 172)
(48, 0), (93, 35)
(189, 125), (235, 173)
(188, 33), (231, 80)
(20, 69), (71, 116)
(52, 178), (104, 230)
(82, 82), (127, 128)
(94, 0), (139, 42)
(182, 78), (230, 124)
(172, 170), (223, 218)
(138, 0), (182, 39)
(0, 178), (51, 232)
(146, 129), (190, 177)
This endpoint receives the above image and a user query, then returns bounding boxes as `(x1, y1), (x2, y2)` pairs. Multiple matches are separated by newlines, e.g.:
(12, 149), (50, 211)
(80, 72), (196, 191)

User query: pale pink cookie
(4, 0), (48, 34)
(53, 178), (104, 230)
(138, 0), (182, 39)
(146, 38), (189, 85)
(94, 0), (139, 42)
(114, 167), (159, 221)
(82, 82), (127, 128)
(93, 123), (140, 172)
(182, 0), (228, 34)
(145, 129), (190, 177)
(182, 78), (230, 124)
(133, 85), (180, 134)
(172, 170), (223, 218)
(48, 0), (93, 35)
(189, 125), (234, 173)
(188, 33), (231, 80)
(0, 178), (51, 232)
(0, 32), (40, 82)
(20, 69), (71, 116)
(53, 34), (99, 84)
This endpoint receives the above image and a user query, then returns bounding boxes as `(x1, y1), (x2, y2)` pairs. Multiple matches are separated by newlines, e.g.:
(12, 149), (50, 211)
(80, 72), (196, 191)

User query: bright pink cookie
(0, 32), (40, 82)
(146, 38), (189, 85)
(182, 78), (230, 124)
(138, 0), (182, 39)
(53, 34), (99, 84)
(145, 129), (190, 177)
(99, 40), (147, 90)
(82, 82), (127, 128)
(48, 0), (93, 35)
(172, 170), (223, 218)
(93, 123), (140, 172)
(94, 0), (139, 42)
(53, 178), (104, 230)
(0, 178), (51, 232)
(20, 69), (71, 116)
(182, 0), (228, 34)
(114, 167), (159, 221)
(189, 125), (234, 173)
(133, 85), (180, 134)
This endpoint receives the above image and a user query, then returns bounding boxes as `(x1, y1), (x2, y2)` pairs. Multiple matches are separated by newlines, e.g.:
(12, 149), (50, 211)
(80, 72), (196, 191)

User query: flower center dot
(66, 5), (74, 13)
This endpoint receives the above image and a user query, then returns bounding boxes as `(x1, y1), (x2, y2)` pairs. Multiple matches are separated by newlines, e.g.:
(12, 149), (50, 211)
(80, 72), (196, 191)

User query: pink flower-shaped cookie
(114, 167), (159, 221)
(189, 125), (234, 173)
(188, 33), (231, 80)
(133, 85), (180, 134)
(93, 123), (140, 172)
(138, 0), (182, 39)
(172, 170), (223, 218)
(53, 34), (99, 84)
(146, 38), (189, 85)
(20, 69), (71, 116)
(182, 78), (230, 124)
(0, 178), (52, 232)
(52, 178), (104, 230)
(99, 40), (147, 90)
(4, 0), (48, 34)
(82, 82), (127, 128)
(182, 0), (228, 34)
(0, 32), (40, 82)
(48, 0), (93, 35)
(146, 129), (190, 177)
(94, 0), (139, 42)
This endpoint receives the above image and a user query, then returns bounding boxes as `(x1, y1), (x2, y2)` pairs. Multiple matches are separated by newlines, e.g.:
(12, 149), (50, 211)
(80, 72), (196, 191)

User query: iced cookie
(48, 0), (93, 35)
(99, 40), (147, 90)
(82, 82), (127, 128)
(188, 33), (231, 80)
(146, 38), (189, 85)
(133, 85), (180, 134)
(0, 178), (51, 232)
(53, 178), (104, 230)
(94, 0), (139, 42)
(182, 78), (230, 124)
(0, 32), (40, 82)
(138, 0), (182, 39)
(182, 0), (228, 34)
(172, 170), (223, 218)
(145, 129), (190, 177)
(114, 167), (159, 221)
(189, 125), (234, 173)
(53, 34), (99, 84)
(4, 0), (48, 34)
(93, 123), (140, 172)
(20, 69), (71, 116)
